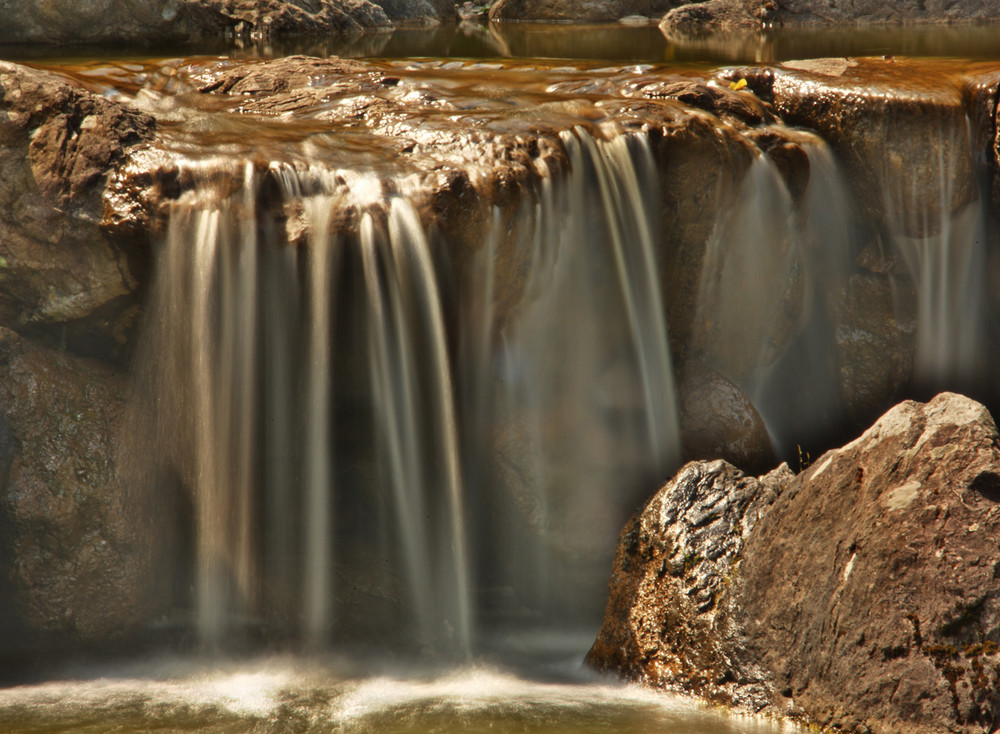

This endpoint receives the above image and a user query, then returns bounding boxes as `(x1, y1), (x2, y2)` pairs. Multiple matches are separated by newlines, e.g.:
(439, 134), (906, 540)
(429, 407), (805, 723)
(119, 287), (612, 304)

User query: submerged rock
(590, 392), (1000, 734)
(677, 359), (775, 475)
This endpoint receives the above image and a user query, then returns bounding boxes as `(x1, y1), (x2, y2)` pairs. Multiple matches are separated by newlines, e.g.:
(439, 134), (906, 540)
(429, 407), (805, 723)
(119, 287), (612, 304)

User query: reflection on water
(4, 21), (1000, 66)
(0, 657), (799, 734)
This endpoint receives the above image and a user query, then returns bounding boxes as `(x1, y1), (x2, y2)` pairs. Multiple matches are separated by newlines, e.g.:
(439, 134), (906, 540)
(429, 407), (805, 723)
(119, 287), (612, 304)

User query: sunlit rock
(591, 392), (1000, 734)
(0, 61), (153, 363)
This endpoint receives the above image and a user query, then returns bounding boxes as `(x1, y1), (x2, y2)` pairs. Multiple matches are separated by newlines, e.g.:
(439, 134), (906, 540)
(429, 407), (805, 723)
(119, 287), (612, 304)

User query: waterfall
(887, 117), (988, 390)
(134, 125), (682, 652)
(694, 134), (855, 454)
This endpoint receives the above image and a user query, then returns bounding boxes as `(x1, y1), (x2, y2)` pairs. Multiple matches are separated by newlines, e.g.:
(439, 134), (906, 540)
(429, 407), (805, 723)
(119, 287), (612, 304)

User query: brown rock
(591, 393), (1000, 734)
(834, 272), (917, 426)
(735, 57), (980, 238)
(738, 392), (1000, 733)
(659, 0), (762, 35)
(0, 329), (165, 652)
(677, 359), (775, 474)
(587, 459), (791, 710)
(373, 0), (456, 25)
(0, 61), (154, 362)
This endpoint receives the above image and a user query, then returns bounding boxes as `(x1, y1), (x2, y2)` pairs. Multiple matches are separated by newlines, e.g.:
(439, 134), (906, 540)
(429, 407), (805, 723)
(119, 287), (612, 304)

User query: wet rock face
(742, 58), (979, 239)
(0, 0), (394, 44)
(0, 329), (164, 653)
(0, 61), (154, 362)
(489, 0), (675, 23)
(677, 359), (775, 475)
(586, 459), (790, 709)
(591, 393), (1000, 734)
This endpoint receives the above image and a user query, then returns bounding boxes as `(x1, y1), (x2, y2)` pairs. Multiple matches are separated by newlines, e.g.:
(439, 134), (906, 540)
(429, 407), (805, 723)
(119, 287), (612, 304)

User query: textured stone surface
(660, 0), (1000, 36)
(677, 359), (775, 475)
(591, 393), (1000, 734)
(0, 329), (164, 653)
(587, 459), (790, 709)
(659, 0), (764, 35)
(0, 0), (393, 44)
(0, 61), (153, 362)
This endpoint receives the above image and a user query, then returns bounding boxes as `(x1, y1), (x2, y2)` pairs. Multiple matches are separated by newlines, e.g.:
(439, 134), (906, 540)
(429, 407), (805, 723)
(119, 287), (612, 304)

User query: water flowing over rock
(590, 392), (1000, 734)
(5, 47), (1000, 673)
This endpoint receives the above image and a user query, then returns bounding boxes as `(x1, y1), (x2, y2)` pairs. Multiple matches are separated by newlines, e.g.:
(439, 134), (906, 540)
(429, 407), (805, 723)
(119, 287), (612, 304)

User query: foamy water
(0, 656), (800, 733)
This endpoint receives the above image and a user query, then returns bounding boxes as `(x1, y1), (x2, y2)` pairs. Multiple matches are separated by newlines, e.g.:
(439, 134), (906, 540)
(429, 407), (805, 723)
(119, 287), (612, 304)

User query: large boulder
(659, 0), (764, 34)
(589, 392), (1000, 734)
(0, 61), (154, 363)
(0, 329), (167, 656)
(587, 458), (791, 709)
(0, 0), (393, 44)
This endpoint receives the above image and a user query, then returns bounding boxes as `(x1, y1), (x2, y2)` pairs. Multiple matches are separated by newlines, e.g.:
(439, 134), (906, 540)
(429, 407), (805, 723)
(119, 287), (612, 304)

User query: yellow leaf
(729, 78), (748, 91)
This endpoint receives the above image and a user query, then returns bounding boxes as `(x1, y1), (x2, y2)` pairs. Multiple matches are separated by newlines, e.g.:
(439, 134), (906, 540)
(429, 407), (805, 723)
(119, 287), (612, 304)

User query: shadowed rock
(0, 329), (166, 654)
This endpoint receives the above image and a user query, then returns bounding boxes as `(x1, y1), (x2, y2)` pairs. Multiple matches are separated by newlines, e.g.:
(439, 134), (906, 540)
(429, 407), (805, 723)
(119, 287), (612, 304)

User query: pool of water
(0, 655), (799, 734)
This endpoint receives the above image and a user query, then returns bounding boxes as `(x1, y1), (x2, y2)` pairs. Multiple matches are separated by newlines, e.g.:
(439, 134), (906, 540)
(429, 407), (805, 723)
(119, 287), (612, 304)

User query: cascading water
(885, 117), (989, 390)
(134, 124), (682, 654)
(693, 132), (856, 453)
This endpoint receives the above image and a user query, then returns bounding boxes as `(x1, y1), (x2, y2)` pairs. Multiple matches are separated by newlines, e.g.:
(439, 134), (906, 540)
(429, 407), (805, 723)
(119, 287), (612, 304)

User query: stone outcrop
(587, 459), (790, 709)
(0, 0), (395, 44)
(660, 0), (1000, 37)
(0, 329), (165, 654)
(660, 0), (764, 35)
(489, 0), (675, 23)
(590, 392), (1000, 734)
(0, 61), (154, 363)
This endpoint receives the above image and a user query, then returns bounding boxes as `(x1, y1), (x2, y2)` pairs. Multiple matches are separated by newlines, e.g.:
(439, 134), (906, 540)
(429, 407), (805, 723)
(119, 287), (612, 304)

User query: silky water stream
(3, 35), (1000, 733)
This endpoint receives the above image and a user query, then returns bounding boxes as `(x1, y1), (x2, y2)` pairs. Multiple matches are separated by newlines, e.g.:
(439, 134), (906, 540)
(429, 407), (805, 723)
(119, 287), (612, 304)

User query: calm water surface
(5, 21), (1000, 65)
